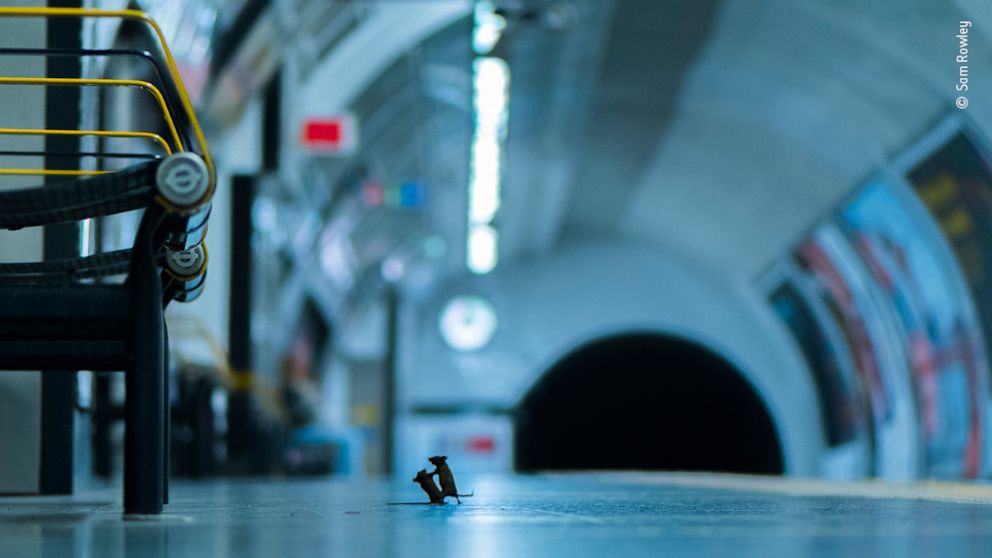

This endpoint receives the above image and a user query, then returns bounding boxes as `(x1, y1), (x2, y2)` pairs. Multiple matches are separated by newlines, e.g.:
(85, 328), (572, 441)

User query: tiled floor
(3, 472), (992, 557)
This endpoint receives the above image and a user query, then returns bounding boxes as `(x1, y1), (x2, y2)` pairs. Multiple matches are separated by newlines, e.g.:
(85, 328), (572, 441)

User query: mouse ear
(442, 455), (448, 460)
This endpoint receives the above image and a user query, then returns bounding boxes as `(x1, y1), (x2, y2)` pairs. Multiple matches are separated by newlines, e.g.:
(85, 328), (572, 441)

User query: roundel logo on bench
(170, 250), (198, 269)
(156, 153), (210, 207)
(165, 245), (207, 278)
(164, 166), (198, 194)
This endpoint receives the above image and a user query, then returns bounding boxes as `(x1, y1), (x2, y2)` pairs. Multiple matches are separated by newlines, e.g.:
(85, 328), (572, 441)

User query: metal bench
(0, 7), (215, 515)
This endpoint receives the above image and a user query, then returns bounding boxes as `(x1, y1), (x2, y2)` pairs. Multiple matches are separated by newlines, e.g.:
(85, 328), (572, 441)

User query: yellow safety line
(0, 168), (109, 176)
(0, 77), (182, 153)
(609, 471), (992, 506)
(0, 7), (215, 194)
(0, 127), (172, 155)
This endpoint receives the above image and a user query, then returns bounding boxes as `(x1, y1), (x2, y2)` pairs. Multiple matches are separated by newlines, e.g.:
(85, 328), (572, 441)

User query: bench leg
(124, 239), (165, 515)
(163, 321), (170, 505)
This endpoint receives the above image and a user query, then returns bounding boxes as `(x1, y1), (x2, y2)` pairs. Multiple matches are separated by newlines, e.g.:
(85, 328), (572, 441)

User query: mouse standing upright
(412, 469), (445, 504)
(428, 455), (474, 504)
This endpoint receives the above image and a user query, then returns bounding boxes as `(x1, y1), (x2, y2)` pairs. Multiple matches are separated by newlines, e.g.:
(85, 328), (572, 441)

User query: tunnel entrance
(514, 333), (784, 474)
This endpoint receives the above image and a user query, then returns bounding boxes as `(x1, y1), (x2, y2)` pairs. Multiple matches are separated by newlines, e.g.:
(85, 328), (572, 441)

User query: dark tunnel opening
(514, 333), (784, 474)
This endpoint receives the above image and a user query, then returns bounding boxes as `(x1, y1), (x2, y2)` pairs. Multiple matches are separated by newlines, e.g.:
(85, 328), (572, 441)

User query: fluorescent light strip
(467, 55), (509, 275)
(472, 1), (506, 55)
(467, 224), (499, 274)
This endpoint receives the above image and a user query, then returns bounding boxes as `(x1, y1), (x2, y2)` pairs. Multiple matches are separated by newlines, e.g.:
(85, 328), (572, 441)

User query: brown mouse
(413, 469), (445, 504)
(428, 455), (473, 504)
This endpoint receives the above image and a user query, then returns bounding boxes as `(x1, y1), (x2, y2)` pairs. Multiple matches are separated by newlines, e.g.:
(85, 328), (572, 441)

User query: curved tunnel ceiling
(621, 0), (992, 279)
(260, 0), (992, 293)
(300, 0), (992, 287)
(558, 0), (724, 242)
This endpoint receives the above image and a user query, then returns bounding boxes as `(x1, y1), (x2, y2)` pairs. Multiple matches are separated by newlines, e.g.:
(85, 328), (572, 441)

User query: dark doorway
(515, 333), (783, 474)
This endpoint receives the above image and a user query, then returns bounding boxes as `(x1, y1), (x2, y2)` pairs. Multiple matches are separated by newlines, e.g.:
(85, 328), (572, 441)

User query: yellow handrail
(0, 77), (183, 153)
(0, 128), (173, 155)
(0, 7), (215, 194)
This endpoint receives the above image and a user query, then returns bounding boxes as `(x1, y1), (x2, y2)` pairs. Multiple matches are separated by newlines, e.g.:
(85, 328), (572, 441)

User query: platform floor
(4, 472), (992, 557)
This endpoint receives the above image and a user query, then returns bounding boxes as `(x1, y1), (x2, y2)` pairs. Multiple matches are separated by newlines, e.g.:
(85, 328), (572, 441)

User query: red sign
(300, 114), (357, 154)
(465, 435), (495, 453)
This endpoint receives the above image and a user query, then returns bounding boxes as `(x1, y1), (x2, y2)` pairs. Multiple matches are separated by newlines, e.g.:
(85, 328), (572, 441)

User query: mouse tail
(458, 491), (474, 497)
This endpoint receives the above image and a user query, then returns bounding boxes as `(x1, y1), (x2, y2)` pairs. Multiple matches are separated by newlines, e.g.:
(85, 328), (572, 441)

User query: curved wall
(622, 0), (992, 279)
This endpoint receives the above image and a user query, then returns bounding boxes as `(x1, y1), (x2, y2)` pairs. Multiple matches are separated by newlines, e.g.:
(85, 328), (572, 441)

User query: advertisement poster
(770, 283), (858, 449)
(907, 130), (992, 398)
(839, 181), (983, 477)
(794, 231), (891, 470)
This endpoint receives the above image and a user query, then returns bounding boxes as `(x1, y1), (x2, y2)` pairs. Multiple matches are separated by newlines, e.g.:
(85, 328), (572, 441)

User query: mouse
(412, 469), (445, 504)
(428, 455), (473, 504)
